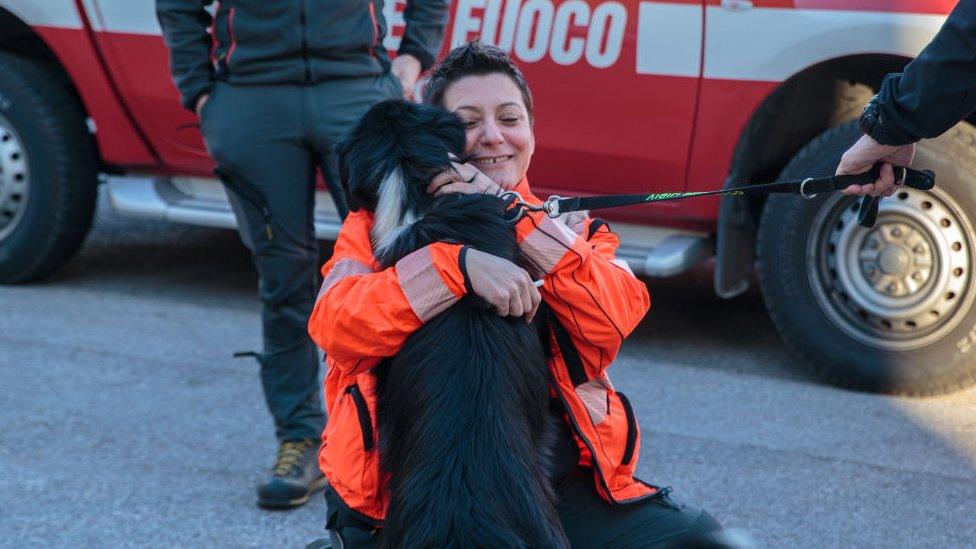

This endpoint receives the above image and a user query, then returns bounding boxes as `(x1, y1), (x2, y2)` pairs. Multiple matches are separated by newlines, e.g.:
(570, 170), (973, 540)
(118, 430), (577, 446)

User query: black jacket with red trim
(156, 0), (449, 111)
(866, 0), (976, 145)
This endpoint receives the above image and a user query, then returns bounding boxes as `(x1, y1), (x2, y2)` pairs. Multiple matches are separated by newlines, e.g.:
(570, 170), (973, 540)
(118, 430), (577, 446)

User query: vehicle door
(79, 0), (211, 174)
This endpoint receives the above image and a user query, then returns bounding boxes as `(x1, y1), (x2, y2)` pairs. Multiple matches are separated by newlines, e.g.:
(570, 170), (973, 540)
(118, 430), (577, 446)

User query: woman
(307, 42), (725, 547)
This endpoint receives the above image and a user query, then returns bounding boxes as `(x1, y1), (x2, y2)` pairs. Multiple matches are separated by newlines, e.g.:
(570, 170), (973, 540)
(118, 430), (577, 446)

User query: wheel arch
(0, 7), (107, 169)
(714, 54), (918, 298)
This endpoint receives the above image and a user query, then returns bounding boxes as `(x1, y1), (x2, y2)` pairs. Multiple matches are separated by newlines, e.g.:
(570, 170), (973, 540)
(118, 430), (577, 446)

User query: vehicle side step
(106, 175), (712, 277)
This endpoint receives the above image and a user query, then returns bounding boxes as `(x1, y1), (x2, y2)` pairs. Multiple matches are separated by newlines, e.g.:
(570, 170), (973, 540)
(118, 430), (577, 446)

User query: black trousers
(323, 412), (722, 547)
(325, 475), (721, 548)
(200, 74), (402, 441)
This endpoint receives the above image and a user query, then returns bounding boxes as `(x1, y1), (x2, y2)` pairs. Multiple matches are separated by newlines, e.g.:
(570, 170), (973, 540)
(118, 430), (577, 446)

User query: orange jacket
(308, 178), (656, 523)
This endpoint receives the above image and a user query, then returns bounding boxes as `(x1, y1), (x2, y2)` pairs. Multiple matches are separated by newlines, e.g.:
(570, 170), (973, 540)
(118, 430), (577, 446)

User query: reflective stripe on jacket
(307, 178), (656, 523)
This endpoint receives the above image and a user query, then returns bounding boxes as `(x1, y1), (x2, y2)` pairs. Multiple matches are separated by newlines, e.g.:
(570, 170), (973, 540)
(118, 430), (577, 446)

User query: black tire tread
(758, 120), (976, 396)
(0, 52), (98, 283)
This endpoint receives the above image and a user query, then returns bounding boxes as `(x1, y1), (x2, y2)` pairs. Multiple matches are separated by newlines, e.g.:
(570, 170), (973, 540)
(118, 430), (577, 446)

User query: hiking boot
(257, 438), (328, 510)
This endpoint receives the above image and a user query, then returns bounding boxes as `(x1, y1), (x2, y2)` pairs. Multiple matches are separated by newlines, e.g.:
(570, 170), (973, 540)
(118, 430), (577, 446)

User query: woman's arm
(155, 0), (215, 112)
(516, 212), (650, 380)
(308, 212), (466, 375)
(398, 0), (452, 71)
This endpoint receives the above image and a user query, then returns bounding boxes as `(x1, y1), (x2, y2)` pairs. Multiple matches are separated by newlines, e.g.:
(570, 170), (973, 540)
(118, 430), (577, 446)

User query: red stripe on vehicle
(368, 2), (379, 58)
(226, 7), (237, 67)
(210, 2), (221, 56)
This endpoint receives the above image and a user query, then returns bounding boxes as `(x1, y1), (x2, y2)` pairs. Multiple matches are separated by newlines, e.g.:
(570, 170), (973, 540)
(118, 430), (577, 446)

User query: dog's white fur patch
(371, 168), (417, 256)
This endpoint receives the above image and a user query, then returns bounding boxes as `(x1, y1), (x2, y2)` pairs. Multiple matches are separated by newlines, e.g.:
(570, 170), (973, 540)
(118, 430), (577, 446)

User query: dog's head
(337, 99), (466, 252)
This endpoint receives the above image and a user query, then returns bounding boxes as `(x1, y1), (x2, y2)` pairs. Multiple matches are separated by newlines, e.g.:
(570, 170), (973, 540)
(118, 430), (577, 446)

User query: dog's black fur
(338, 100), (568, 548)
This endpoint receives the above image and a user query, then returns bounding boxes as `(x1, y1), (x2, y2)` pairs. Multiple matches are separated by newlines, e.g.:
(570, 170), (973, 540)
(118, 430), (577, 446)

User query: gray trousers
(200, 74), (402, 441)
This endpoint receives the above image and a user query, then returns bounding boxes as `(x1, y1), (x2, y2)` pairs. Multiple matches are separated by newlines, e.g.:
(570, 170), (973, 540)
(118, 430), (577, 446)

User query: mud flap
(714, 177), (756, 299)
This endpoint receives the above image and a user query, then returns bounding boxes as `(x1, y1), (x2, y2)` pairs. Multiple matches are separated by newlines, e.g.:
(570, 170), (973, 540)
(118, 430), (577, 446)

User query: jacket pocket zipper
(346, 384), (375, 451)
(299, 0), (311, 83)
(214, 167), (275, 240)
(618, 392), (637, 466)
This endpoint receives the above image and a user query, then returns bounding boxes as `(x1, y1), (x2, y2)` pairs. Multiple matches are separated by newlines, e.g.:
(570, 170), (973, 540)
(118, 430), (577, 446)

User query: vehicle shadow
(627, 261), (815, 385)
(48, 198), (263, 311)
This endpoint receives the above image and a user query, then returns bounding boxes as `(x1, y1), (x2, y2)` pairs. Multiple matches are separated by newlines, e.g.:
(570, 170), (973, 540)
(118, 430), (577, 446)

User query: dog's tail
(377, 305), (568, 549)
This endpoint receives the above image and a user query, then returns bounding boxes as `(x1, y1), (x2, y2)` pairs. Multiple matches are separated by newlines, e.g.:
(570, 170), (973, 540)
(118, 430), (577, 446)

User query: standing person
(837, 0), (976, 193)
(308, 42), (728, 547)
(155, 0), (450, 510)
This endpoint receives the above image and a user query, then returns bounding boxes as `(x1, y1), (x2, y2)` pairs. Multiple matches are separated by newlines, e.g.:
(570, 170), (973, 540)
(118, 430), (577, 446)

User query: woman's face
(442, 73), (535, 190)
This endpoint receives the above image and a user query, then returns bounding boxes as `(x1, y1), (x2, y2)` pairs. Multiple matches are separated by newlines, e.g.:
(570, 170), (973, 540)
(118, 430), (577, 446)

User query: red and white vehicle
(2, 0), (971, 394)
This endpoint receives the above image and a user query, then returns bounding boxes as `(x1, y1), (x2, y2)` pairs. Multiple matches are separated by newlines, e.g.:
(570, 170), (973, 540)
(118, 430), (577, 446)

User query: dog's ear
(394, 104), (467, 184)
(338, 99), (468, 215)
(435, 108), (468, 162)
(337, 101), (405, 213)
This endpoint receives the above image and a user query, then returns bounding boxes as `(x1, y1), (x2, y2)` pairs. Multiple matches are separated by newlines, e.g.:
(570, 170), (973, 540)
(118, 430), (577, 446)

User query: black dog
(338, 100), (568, 548)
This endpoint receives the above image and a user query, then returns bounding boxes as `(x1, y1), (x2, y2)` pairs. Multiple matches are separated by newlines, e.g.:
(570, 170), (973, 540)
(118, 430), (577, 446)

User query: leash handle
(851, 163), (936, 227)
(801, 162), (935, 197)
(853, 162), (935, 191)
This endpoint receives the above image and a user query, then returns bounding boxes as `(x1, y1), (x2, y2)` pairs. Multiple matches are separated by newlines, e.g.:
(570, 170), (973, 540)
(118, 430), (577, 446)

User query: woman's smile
(472, 155), (514, 166)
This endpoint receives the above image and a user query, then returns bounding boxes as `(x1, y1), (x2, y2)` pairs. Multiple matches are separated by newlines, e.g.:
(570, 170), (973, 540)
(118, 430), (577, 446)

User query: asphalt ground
(2, 197), (975, 547)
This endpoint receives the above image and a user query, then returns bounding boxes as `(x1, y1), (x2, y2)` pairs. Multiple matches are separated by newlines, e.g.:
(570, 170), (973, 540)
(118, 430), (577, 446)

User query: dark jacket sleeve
(156, 0), (215, 112)
(871, 0), (976, 145)
(398, 0), (451, 70)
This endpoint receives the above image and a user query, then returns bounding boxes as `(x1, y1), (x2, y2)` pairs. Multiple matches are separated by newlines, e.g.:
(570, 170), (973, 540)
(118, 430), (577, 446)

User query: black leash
(506, 162), (935, 229)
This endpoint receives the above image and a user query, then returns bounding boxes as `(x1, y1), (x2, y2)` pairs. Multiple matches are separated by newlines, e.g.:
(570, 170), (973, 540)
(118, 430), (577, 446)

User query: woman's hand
(837, 134), (916, 197)
(427, 161), (506, 197)
(465, 248), (541, 322)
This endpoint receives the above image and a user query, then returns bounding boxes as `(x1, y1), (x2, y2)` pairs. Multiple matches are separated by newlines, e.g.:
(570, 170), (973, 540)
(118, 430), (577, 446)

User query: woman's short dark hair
(422, 42), (533, 117)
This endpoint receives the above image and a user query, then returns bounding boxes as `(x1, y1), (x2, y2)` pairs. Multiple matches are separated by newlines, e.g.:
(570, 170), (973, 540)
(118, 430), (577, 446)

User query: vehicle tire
(758, 120), (976, 395)
(0, 53), (98, 283)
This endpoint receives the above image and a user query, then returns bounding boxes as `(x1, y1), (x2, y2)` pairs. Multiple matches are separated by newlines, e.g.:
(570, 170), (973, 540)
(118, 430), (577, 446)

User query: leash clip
(498, 192), (567, 221)
(500, 191), (543, 222)
(542, 195), (563, 218)
(799, 177), (818, 200)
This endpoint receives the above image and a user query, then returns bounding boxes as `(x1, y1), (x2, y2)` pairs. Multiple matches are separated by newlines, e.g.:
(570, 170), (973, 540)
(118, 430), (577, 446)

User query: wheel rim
(0, 112), (29, 242)
(807, 189), (975, 351)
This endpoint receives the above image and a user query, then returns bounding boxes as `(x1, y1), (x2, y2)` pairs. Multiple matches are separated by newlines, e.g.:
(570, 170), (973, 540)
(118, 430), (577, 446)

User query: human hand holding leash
(427, 161), (506, 197)
(837, 134), (916, 197)
(464, 248), (542, 322)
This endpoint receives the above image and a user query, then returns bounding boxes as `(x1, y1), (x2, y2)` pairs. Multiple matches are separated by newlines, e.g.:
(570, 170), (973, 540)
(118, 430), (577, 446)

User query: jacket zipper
(226, 7), (237, 68)
(618, 392), (637, 466)
(298, 0), (312, 84)
(213, 167), (275, 240)
(367, 1), (380, 59)
(551, 384), (620, 503)
(537, 303), (589, 387)
(553, 387), (655, 505)
(346, 384), (375, 451)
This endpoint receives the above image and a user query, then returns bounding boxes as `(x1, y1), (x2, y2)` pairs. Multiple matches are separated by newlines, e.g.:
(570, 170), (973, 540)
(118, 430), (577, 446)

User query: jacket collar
(509, 177), (538, 204)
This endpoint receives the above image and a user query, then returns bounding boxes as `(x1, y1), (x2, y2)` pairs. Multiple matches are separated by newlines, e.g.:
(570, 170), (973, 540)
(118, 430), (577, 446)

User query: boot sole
(257, 475), (329, 510)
